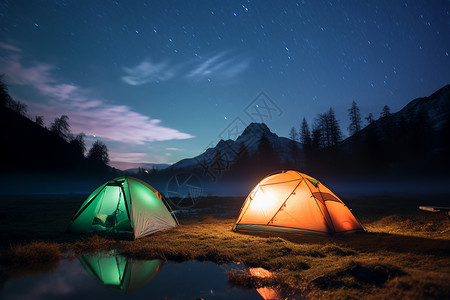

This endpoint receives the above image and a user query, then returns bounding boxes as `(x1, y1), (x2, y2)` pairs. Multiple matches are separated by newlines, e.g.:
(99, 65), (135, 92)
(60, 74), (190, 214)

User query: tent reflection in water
(249, 268), (283, 300)
(233, 170), (365, 236)
(68, 176), (178, 239)
(79, 250), (164, 293)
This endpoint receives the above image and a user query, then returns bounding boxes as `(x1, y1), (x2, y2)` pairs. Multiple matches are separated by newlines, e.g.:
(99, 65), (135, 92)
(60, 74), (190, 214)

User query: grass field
(0, 194), (449, 299)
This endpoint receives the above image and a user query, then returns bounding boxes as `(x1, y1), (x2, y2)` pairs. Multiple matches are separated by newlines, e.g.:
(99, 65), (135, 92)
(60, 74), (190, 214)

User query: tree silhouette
(0, 75), (28, 116)
(0, 75), (13, 109)
(35, 116), (45, 127)
(149, 165), (159, 175)
(237, 141), (250, 160)
(87, 140), (110, 164)
(10, 100), (28, 116)
(365, 113), (375, 125)
(348, 101), (362, 136)
(289, 126), (298, 141)
(50, 115), (70, 140)
(380, 105), (391, 118)
(212, 150), (225, 176)
(231, 142), (251, 176)
(256, 133), (277, 171)
(70, 132), (87, 157)
(288, 127), (300, 166)
(315, 108), (342, 148)
(300, 117), (312, 147)
(328, 108), (342, 146)
(311, 125), (322, 150)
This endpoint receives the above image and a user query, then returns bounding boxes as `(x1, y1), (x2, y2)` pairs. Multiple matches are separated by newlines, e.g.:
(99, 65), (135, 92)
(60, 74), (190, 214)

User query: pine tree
(50, 115), (70, 140)
(0, 75), (13, 109)
(365, 113), (375, 125)
(212, 150), (225, 175)
(35, 116), (45, 127)
(10, 101), (28, 117)
(311, 125), (322, 150)
(315, 113), (329, 148)
(256, 133), (277, 170)
(289, 126), (298, 141)
(380, 105), (391, 118)
(235, 142), (250, 166)
(300, 117), (312, 146)
(314, 108), (342, 148)
(289, 127), (300, 166)
(328, 108), (342, 146)
(348, 101), (362, 136)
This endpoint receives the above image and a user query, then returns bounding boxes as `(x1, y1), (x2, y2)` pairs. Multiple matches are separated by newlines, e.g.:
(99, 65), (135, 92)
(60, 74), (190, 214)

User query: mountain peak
(240, 122), (271, 136)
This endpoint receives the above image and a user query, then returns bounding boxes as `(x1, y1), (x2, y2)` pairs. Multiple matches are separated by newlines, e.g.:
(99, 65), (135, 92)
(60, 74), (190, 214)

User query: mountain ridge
(168, 122), (301, 171)
(165, 84), (450, 179)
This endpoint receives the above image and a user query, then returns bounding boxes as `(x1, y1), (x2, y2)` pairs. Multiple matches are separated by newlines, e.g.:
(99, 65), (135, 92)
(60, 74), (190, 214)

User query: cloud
(121, 51), (251, 86)
(166, 147), (182, 151)
(121, 59), (175, 85)
(188, 51), (251, 80)
(0, 42), (22, 53)
(0, 48), (194, 144)
(108, 152), (149, 163)
(187, 52), (227, 77)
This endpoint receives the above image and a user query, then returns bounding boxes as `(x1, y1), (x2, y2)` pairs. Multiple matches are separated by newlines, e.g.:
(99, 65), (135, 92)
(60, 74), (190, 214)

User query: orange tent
(232, 170), (365, 236)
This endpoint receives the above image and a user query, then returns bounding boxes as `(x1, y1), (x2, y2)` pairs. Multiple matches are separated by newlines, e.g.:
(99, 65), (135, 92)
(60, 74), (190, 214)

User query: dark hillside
(0, 107), (87, 171)
(329, 84), (450, 178)
(0, 106), (118, 194)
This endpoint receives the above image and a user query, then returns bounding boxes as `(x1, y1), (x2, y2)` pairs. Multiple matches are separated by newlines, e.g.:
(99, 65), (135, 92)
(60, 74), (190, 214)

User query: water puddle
(1, 251), (277, 299)
(249, 268), (285, 300)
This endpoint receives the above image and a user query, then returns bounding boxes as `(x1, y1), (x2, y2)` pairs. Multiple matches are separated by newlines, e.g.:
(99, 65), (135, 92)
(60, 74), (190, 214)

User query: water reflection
(249, 267), (284, 300)
(2, 253), (265, 299)
(78, 250), (163, 294)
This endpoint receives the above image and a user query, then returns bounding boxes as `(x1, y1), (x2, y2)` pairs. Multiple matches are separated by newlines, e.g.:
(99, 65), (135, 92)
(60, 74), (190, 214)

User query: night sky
(1, 1), (449, 169)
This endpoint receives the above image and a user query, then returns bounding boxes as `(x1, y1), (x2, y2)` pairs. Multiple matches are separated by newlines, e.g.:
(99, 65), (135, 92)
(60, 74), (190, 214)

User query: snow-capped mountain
(168, 122), (301, 170)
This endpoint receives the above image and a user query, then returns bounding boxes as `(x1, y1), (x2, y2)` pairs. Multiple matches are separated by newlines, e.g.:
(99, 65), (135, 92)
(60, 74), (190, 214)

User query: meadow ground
(0, 194), (449, 299)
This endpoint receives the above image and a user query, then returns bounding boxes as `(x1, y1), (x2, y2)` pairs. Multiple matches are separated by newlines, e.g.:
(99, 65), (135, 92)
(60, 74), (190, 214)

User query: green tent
(68, 176), (178, 239)
(79, 250), (164, 293)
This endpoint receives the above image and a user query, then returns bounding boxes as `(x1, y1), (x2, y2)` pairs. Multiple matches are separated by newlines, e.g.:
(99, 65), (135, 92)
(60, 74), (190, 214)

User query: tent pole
(233, 185), (260, 231)
(69, 186), (106, 224)
(301, 174), (334, 235)
(120, 184), (132, 231)
(161, 193), (179, 225)
(266, 179), (302, 225)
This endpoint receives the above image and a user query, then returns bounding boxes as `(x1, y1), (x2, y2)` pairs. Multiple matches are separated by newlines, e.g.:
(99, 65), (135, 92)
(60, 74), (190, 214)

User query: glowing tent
(79, 250), (164, 293)
(68, 176), (178, 239)
(232, 170), (365, 235)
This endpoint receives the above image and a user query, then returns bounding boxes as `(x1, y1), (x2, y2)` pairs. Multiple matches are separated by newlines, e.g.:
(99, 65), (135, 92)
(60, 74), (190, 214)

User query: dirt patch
(311, 261), (406, 289)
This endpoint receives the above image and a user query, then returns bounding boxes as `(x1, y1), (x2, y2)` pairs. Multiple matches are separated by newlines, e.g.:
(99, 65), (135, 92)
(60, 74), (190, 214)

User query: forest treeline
(2, 72), (449, 181)
(287, 90), (450, 178)
(0, 75), (110, 166)
(147, 85), (450, 183)
(289, 101), (391, 150)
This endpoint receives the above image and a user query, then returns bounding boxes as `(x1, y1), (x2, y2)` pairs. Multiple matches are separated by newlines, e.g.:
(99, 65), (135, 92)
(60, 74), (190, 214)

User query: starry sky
(1, 0), (449, 169)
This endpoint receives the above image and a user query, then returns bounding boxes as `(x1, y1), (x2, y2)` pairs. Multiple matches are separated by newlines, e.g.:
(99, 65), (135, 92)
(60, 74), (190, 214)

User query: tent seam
(266, 179), (302, 225)
(300, 173), (334, 234)
(232, 185), (259, 231)
(316, 185), (337, 234)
